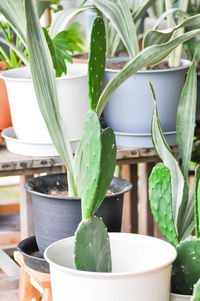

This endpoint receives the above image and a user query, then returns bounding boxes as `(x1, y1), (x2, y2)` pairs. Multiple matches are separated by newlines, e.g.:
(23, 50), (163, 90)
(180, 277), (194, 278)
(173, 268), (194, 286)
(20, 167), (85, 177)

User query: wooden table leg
(20, 175), (35, 240)
(18, 267), (40, 301)
(138, 162), (155, 236)
(121, 164), (138, 233)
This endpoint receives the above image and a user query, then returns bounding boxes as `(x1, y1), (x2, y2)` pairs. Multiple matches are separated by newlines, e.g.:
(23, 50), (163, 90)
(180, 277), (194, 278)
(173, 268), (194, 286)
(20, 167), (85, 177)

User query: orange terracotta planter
(0, 62), (12, 143)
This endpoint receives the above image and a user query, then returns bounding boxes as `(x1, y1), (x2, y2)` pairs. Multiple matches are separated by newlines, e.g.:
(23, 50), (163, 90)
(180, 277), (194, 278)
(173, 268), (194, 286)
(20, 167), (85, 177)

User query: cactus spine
(74, 17), (116, 272)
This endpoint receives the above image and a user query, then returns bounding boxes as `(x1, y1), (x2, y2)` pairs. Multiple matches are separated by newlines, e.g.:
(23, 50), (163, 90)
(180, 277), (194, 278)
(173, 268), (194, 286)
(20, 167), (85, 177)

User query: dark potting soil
(106, 60), (173, 71)
(48, 188), (114, 197)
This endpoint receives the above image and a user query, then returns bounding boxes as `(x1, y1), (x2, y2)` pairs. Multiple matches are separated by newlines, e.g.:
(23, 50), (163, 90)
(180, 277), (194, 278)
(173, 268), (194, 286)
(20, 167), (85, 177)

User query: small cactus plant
(148, 58), (199, 295)
(73, 16), (116, 272)
(192, 278), (200, 301)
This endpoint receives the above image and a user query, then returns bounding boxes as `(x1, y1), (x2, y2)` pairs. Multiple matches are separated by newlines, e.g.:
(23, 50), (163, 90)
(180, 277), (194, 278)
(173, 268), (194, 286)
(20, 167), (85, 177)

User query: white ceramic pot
(1, 64), (89, 153)
(45, 233), (177, 301)
(170, 293), (192, 301)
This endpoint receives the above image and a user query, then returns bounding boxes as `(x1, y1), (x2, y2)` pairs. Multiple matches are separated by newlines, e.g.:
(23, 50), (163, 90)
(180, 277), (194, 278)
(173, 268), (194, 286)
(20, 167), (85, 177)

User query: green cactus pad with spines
(81, 111), (101, 219)
(172, 236), (200, 295)
(91, 127), (117, 215)
(193, 278), (200, 301)
(74, 216), (112, 272)
(88, 16), (106, 111)
(149, 163), (179, 246)
(195, 165), (200, 238)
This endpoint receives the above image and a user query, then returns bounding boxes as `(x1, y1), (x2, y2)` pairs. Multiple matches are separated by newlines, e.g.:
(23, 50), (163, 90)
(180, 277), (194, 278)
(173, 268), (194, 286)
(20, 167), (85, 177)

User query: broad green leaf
(0, 37), (29, 66)
(43, 28), (73, 77)
(176, 58), (197, 181)
(92, 0), (138, 59)
(143, 14), (200, 48)
(24, 0), (76, 195)
(0, 0), (26, 47)
(133, 0), (156, 24)
(96, 29), (200, 116)
(149, 82), (185, 236)
(49, 6), (91, 38)
(195, 166), (200, 238)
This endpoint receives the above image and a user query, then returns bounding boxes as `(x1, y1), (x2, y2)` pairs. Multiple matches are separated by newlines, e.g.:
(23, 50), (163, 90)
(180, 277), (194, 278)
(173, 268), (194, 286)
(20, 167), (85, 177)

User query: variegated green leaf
(149, 82), (185, 237)
(24, 0), (76, 196)
(49, 6), (91, 38)
(143, 14), (200, 48)
(0, 37), (29, 65)
(92, 0), (138, 59)
(195, 166), (200, 238)
(96, 29), (200, 116)
(176, 58), (197, 181)
(0, 0), (26, 46)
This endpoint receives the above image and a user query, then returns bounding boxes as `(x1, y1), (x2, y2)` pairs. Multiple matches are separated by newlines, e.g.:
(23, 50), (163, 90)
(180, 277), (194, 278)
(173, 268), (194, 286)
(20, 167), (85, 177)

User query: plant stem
(165, 0), (176, 67)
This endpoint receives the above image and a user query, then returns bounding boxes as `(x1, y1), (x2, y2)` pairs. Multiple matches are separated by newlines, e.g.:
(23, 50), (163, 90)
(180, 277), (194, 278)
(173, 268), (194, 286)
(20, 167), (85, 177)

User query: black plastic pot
(25, 174), (132, 255)
(17, 236), (49, 273)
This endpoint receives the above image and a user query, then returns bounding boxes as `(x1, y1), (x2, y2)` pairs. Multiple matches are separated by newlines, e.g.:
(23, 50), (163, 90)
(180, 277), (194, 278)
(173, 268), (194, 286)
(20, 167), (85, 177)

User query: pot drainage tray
(114, 131), (177, 148)
(17, 236), (49, 273)
(2, 127), (58, 157)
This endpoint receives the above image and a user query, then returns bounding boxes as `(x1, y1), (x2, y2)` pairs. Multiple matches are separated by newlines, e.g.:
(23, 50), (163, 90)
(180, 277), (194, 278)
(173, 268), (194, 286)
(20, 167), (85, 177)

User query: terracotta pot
(0, 62), (12, 143)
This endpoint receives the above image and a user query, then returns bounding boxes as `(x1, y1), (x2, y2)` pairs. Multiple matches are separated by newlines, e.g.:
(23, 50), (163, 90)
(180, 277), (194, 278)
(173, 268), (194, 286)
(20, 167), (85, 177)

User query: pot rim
(24, 175), (132, 200)
(0, 64), (88, 82)
(44, 233), (177, 279)
(170, 292), (192, 298)
(105, 58), (191, 73)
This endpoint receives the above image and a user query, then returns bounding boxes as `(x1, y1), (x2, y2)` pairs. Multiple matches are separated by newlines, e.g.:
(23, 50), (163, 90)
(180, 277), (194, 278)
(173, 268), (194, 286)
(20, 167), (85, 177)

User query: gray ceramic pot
(103, 58), (191, 148)
(25, 173), (132, 255)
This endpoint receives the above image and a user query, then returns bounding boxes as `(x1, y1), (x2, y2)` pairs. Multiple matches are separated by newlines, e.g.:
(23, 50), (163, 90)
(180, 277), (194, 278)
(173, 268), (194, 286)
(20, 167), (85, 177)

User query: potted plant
(22, 3), (132, 256)
(0, 0), (89, 156)
(148, 51), (199, 300)
(23, 1), (177, 299)
(89, 0), (199, 148)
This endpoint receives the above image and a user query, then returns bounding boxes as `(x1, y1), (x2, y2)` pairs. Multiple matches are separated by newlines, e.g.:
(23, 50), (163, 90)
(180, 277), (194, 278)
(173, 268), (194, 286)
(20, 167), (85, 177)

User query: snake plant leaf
(176, 58), (197, 181)
(149, 82), (184, 237)
(0, 37), (29, 66)
(0, 0), (26, 47)
(88, 17), (106, 111)
(36, 1), (51, 19)
(143, 14), (200, 48)
(24, 0), (76, 195)
(195, 166), (200, 238)
(96, 29), (200, 117)
(152, 8), (188, 30)
(133, 0), (157, 24)
(49, 6), (91, 38)
(181, 191), (195, 241)
(92, 0), (138, 59)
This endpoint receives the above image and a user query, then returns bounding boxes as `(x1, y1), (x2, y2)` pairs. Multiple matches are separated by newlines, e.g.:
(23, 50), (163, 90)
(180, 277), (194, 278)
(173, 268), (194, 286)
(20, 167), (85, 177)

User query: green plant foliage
(88, 16), (106, 111)
(172, 237), (200, 295)
(149, 163), (179, 246)
(74, 216), (111, 272)
(193, 278), (200, 301)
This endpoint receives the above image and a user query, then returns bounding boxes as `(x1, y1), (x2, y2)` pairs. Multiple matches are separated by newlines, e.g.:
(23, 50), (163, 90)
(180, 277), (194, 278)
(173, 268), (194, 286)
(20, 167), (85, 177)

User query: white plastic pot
(170, 293), (192, 301)
(1, 64), (89, 153)
(45, 233), (177, 301)
(103, 59), (191, 148)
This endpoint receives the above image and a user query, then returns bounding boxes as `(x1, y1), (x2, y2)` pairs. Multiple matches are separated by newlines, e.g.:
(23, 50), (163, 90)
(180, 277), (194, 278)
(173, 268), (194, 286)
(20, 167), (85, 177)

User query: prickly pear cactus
(149, 163), (179, 246)
(81, 111), (102, 219)
(91, 127), (116, 215)
(74, 216), (111, 272)
(171, 236), (200, 295)
(193, 278), (200, 301)
(88, 16), (106, 111)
